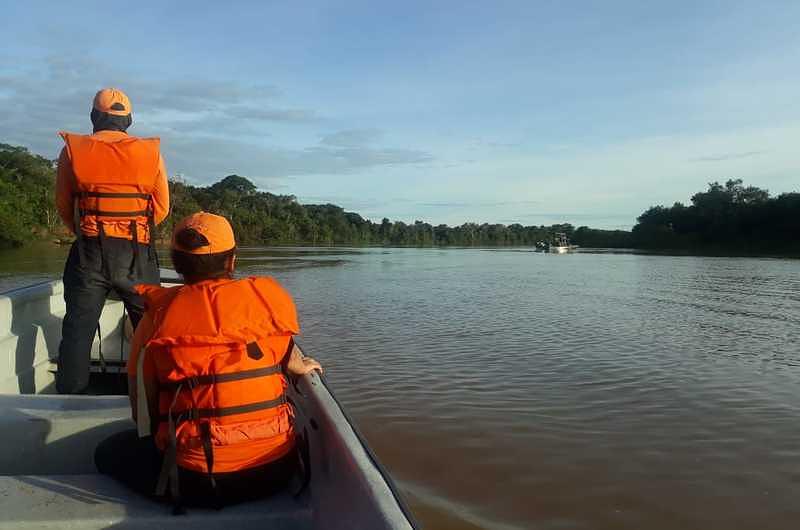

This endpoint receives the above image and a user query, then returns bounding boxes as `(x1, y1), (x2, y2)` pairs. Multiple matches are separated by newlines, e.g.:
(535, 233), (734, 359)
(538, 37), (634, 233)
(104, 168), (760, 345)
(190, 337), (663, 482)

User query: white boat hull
(0, 279), (416, 530)
(548, 246), (571, 254)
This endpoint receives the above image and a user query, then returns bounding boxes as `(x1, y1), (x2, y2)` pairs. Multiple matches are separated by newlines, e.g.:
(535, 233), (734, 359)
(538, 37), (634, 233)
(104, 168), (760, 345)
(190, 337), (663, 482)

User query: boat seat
(0, 474), (312, 529)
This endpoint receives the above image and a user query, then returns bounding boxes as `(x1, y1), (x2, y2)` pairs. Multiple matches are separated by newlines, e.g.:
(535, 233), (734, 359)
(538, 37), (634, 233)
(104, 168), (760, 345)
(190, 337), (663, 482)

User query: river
(1, 244), (799, 529)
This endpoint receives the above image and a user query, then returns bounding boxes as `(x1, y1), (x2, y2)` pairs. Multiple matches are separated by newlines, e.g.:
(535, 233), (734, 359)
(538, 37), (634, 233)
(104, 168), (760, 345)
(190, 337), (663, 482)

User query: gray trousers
(56, 237), (160, 394)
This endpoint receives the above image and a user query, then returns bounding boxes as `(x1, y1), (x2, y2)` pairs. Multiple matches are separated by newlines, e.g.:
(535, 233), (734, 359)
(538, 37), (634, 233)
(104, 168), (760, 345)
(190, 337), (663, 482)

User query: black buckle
(186, 376), (200, 389)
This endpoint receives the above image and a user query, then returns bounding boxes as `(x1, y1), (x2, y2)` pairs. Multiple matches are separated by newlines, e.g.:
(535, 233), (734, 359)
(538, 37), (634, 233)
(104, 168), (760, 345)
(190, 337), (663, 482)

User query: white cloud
(0, 58), (434, 183)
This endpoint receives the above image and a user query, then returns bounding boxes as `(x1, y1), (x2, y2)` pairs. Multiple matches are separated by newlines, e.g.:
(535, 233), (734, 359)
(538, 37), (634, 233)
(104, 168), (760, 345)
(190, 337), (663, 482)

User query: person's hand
(297, 356), (322, 375)
(286, 343), (323, 376)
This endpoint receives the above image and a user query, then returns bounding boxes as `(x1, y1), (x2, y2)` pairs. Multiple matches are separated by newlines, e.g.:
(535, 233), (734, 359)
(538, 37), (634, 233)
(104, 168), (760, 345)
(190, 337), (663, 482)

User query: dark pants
(57, 236), (160, 394)
(94, 429), (298, 507)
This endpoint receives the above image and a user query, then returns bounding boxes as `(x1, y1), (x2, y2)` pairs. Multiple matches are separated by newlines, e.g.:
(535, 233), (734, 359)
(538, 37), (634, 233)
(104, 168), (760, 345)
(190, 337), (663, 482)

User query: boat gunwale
(0, 278), (63, 299)
(313, 370), (420, 530)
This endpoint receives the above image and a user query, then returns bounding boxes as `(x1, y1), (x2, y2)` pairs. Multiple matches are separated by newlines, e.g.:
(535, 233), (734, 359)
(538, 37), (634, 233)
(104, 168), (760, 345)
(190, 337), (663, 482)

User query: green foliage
(209, 174), (257, 195)
(632, 179), (800, 254)
(572, 226), (633, 248)
(165, 176), (632, 247)
(1, 141), (637, 249)
(5, 141), (796, 255)
(0, 144), (59, 247)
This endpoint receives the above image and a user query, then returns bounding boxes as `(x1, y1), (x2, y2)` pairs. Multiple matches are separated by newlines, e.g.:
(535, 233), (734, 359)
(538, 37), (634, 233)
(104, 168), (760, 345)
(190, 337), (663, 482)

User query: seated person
(95, 212), (321, 509)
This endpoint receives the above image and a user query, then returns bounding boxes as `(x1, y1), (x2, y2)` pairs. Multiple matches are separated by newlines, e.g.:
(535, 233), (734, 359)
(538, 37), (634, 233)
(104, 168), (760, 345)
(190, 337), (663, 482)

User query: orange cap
(93, 88), (132, 116)
(172, 212), (236, 254)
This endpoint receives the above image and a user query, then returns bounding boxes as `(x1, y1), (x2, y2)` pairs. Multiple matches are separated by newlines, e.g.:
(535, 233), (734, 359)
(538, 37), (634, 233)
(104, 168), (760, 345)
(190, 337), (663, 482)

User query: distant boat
(547, 232), (577, 254)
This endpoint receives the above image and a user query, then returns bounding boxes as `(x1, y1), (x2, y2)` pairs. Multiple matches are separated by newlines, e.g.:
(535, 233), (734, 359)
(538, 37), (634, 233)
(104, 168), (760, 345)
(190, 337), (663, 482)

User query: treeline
(25, 140), (776, 251)
(7, 141), (798, 254)
(167, 174), (630, 247)
(0, 142), (629, 248)
(632, 179), (800, 254)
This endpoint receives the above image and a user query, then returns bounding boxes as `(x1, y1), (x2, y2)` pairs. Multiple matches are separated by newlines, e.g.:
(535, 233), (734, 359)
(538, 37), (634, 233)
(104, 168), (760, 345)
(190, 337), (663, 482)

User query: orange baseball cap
(172, 212), (236, 254)
(93, 88), (132, 116)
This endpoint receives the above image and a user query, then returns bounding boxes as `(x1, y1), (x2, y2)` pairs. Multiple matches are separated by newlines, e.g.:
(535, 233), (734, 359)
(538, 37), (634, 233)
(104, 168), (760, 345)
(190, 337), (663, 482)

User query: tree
(633, 179), (799, 253)
(0, 143), (60, 246)
(210, 175), (257, 195)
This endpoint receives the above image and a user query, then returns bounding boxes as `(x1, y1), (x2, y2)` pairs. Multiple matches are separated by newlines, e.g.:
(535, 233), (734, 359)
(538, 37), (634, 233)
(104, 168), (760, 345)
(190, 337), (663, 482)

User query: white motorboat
(547, 233), (577, 254)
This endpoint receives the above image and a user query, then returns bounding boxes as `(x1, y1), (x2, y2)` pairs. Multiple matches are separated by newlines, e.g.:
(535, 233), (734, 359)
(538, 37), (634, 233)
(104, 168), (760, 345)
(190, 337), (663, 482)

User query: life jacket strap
(147, 198), (159, 269)
(162, 362), (282, 391)
(80, 209), (150, 217)
(130, 220), (140, 278)
(97, 222), (110, 277)
(198, 422), (221, 509)
(73, 192), (153, 238)
(156, 382), (186, 515)
(72, 196), (85, 268)
(73, 191), (157, 276)
(158, 394), (287, 425)
(72, 191), (152, 199)
(95, 323), (106, 373)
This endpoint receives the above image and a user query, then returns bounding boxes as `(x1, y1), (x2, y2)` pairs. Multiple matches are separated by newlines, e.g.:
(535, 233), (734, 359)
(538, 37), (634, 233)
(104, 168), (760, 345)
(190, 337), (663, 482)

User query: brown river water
(1, 244), (799, 530)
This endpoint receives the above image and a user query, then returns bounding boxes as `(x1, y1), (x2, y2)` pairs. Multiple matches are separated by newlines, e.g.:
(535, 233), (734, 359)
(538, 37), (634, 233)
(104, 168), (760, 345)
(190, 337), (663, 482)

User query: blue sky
(1, 1), (798, 229)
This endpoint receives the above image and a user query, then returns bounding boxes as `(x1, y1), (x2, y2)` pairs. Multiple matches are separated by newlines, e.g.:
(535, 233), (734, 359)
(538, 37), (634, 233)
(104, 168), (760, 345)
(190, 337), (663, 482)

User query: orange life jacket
(59, 132), (160, 244)
(137, 277), (299, 489)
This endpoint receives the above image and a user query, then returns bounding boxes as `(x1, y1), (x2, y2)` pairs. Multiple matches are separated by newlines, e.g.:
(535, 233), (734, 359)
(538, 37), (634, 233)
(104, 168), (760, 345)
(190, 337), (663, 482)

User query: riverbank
(579, 246), (800, 260)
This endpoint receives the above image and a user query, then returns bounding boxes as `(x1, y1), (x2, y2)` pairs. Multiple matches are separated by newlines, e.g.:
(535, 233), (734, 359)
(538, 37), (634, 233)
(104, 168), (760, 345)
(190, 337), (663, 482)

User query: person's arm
(151, 154), (170, 226)
(283, 340), (322, 376)
(55, 147), (76, 233)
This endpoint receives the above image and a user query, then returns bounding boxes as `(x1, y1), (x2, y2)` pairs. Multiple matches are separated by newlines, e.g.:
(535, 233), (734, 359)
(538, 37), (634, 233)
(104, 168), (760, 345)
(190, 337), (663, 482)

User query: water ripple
(270, 249), (800, 530)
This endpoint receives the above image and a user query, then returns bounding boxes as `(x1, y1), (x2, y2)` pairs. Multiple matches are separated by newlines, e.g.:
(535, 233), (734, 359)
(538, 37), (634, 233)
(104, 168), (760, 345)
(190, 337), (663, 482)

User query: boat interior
(0, 279), (413, 529)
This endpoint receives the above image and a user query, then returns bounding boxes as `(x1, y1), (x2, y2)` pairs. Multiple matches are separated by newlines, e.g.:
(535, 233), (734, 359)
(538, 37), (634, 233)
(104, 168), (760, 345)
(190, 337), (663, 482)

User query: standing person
(55, 87), (170, 394)
(95, 212), (322, 508)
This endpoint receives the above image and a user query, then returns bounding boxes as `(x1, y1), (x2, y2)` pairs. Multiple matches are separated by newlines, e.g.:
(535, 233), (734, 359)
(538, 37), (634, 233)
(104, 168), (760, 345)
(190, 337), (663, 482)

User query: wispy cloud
(689, 150), (766, 162)
(0, 58), (433, 182)
(515, 212), (635, 220)
(225, 106), (318, 123)
(165, 135), (432, 184)
(320, 128), (383, 147)
(421, 200), (540, 208)
(466, 137), (522, 152)
(299, 195), (408, 210)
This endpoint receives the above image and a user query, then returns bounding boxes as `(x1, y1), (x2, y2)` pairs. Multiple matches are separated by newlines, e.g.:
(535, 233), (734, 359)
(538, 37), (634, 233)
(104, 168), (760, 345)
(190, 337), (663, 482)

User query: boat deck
(0, 394), (312, 530)
(0, 475), (311, 530)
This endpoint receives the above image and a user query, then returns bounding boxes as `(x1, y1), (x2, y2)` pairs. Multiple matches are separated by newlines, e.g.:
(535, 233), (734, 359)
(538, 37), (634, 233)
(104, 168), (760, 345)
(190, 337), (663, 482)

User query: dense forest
(0, 144), (61, 247)
(166, 174), (629, 247)
(3, 141), (797, 254)
(0, 142), (627, 249)
(632, 179), (800, 255)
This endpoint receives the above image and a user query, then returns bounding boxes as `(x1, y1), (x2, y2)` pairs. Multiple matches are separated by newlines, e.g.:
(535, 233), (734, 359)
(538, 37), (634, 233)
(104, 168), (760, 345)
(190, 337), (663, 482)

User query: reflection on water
(236, 248), (351, 271)
(0, 244), (360, 291)
(0, 243), (69, 292)
(2, 245), (799, 529)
